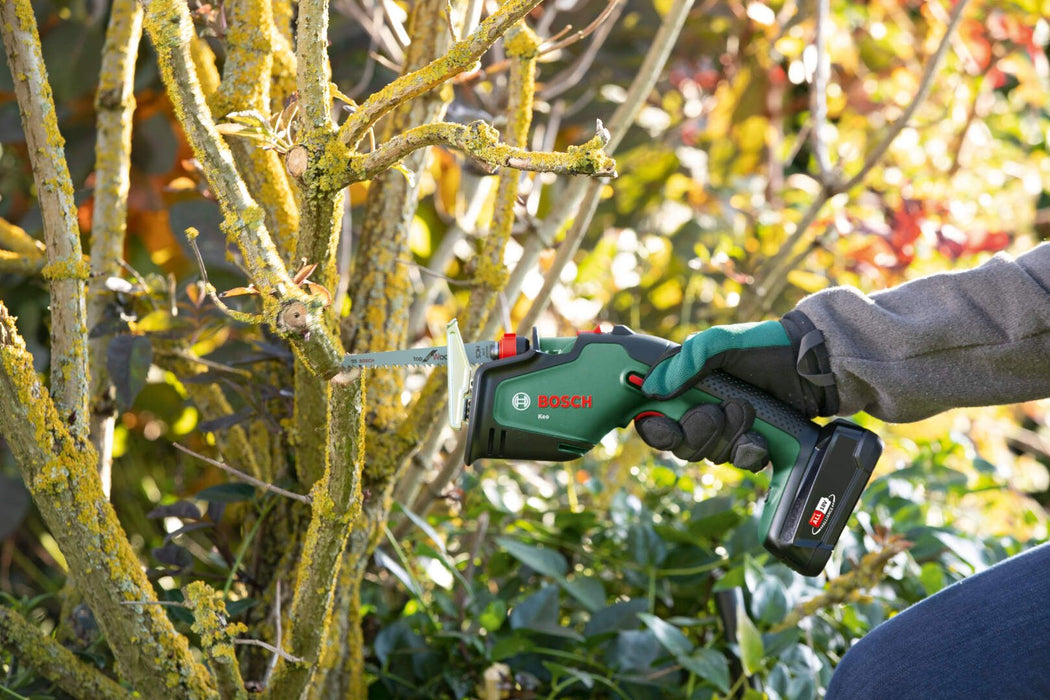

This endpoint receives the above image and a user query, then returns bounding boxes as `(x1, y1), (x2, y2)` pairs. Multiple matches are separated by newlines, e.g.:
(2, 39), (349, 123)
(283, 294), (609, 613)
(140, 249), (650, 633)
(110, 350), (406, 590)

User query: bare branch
(89, 0), (142, 497)
(1, 0), (90, 440)
(174, 443), (312, 505)
(516, 0), (698, 331)
(296, 0), (336, 133)
(810, 0), (832, 178)
(336, 0), (546, 149)
(0, 303), (216, 697)
(235, 638), (306, 665)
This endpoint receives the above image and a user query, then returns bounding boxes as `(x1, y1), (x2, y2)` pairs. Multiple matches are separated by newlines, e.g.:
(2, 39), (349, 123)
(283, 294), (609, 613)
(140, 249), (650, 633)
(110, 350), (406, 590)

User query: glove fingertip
(732, 432), (769, 473)
(636, 414), (683, 451)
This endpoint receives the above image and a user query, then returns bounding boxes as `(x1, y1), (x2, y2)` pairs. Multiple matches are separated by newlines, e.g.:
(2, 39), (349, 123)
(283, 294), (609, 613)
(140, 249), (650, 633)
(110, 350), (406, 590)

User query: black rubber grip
(695, 370), (810, 439)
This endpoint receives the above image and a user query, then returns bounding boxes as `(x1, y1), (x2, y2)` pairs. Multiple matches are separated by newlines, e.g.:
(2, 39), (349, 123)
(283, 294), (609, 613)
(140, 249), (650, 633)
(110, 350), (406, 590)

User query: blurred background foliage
(2, 0), (1050, 697)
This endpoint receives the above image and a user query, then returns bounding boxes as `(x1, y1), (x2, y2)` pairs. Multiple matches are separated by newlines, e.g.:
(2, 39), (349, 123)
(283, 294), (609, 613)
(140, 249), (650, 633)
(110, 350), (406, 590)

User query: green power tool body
(342, 321), (883, 576)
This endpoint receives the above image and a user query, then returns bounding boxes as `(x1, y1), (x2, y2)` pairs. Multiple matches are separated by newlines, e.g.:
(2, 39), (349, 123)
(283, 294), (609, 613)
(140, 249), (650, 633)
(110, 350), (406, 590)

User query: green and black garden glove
(636, 310), (839, 470)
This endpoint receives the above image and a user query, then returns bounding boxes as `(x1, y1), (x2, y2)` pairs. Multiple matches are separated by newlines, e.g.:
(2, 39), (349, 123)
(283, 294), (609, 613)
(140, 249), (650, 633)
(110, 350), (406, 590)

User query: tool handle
(464, 325), (881, 575)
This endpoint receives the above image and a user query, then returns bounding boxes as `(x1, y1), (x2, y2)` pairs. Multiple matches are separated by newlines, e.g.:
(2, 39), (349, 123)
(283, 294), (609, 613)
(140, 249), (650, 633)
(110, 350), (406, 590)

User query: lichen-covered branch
(0, 218), (45, 274)
(0, 250), (45, 275)
(0, 303), (216, 698)
(88, 0), (142, 496)
(334, 118), (614, 189)
(184, 582), (249, 700)
(1, 0), (90, 440)
(770, 536), (911, 634)
(336, 0), (546, 149)
(265, 372), (365, 700)
(216, 0), (299, 264)
(0, 606), (133, 700)
(142, 0), (344, 378)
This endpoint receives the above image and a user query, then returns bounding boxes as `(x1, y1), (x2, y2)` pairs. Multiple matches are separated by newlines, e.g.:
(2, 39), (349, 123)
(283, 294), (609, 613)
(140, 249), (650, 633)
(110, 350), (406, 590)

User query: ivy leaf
(638, 612), (693, 658)
(496, 537), (567, 579)
(509, 585), (559, 632)
(106, 334), (152, 410)
(195, 483), (257, 503)
(146, 500), (202, 521)
(681, 648), (731, 693)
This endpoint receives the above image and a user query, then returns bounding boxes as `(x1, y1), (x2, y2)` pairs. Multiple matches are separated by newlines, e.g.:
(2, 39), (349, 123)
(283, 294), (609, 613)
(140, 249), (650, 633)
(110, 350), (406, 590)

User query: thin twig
(174, 442), (313, 505)
(810, 0), (832, 178)
(234, 638), (307, 664)
(743, 0), (972, 316)
(337, 0), (546, 147)
(184, 228), (266, 324)
(120, 600), (190, 607)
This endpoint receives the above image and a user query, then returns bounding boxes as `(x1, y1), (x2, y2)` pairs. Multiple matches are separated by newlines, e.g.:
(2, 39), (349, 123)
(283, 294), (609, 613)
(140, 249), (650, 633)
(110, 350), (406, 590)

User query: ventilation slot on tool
(499, 430), (508, 457)
(487, 429), (496, 456)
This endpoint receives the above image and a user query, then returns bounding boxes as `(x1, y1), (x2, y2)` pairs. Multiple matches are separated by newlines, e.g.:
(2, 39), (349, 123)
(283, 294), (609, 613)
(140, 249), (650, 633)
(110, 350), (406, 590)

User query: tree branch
(296, 0), (335, 134)
(337, 118), (615, 188)
(1, 0), (90, 440)
(174, 443), (312, 505)
(88, 0), (142, 497)
(265, 371), (366, 699)
(336, 0), (546, 149)
(810, 0), (832, 179)
(217, 0), (299, 265)
(0, 607), (133, 700)
(184, 581), (249, 700)
(141, 0), (345, 378)
(0, 303), (217, 697)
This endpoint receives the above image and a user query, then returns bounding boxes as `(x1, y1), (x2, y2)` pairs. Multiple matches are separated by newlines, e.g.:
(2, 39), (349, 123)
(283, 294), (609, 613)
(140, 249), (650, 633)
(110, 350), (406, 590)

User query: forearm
(796, 243), (1050, 422)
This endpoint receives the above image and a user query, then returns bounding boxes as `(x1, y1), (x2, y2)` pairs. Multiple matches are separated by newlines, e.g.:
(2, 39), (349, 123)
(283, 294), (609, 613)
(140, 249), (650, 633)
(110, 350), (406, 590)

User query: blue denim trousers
(826, 541), (1050, 699)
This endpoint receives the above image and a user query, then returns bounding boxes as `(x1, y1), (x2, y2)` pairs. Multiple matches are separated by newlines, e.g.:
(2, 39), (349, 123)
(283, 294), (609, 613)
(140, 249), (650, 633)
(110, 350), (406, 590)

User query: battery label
(808, 495), (835, 534)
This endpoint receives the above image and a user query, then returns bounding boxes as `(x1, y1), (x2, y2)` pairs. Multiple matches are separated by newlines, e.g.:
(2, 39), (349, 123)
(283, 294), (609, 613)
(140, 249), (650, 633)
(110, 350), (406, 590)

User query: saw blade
(340, 341), (497, 369)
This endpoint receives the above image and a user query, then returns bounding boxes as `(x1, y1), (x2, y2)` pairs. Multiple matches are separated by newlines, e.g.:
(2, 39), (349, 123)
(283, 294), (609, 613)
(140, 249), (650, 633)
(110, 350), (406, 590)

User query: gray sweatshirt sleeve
(795, 243), (1050, 422)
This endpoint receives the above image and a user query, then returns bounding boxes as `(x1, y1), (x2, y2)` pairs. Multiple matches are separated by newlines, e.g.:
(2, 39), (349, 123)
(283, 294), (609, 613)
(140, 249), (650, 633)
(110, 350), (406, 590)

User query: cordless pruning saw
(342, 320), (882, 576)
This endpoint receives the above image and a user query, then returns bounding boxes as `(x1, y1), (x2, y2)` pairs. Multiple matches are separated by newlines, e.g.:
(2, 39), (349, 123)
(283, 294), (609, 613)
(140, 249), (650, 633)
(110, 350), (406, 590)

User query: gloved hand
(636, 310), (838, 470)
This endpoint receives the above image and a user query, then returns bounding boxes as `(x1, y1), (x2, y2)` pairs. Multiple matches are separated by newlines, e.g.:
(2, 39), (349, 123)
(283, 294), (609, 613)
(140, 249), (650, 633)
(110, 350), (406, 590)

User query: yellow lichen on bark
(0, 304), (218, 698)
(0, 607), (133, 700)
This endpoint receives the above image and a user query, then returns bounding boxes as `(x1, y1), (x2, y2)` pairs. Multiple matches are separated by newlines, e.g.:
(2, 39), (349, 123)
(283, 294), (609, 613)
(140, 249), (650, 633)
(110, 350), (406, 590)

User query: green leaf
(736, 605), (764, 675)
(712, 566), (745, 592)
(496, 537), (567, 579)
(680, 648), (730, 693)
(509, 585), (559, 631)
(107, 334), (152, 410)
(750, 578), (788, 625)
(628, 522), (667, 567)
(374, 548), (422, 598)
(608, 630), (660, 673)
(584, 598), (648, 639)
(561, 576), (605, 613)
(195, 483), (257, 503)
(638, 612), (692, 658)
(225, 598), (258, 617)
(920, 561), (947, 595)
(491, 632), (534, 661)
(479, 599), (507, 632)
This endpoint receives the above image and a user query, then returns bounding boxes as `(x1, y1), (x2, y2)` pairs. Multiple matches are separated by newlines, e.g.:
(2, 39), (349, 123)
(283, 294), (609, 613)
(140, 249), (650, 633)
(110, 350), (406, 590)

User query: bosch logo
(511, 392), (531, 411)
(537, 395), (593, 409)
(809, 494), (836, 535)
